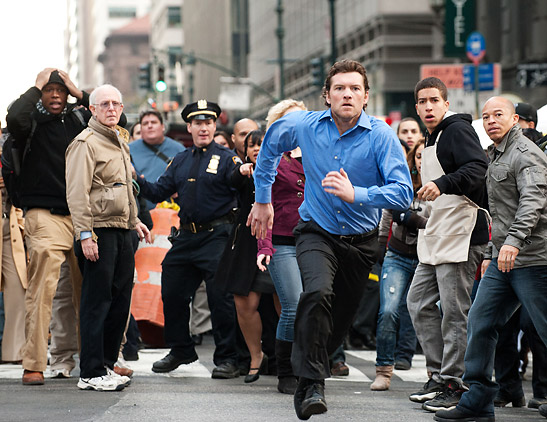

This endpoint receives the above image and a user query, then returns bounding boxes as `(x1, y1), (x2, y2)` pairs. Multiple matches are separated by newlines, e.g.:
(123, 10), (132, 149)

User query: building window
(167, 6), (182, 27)
(108, 7), (136, 18)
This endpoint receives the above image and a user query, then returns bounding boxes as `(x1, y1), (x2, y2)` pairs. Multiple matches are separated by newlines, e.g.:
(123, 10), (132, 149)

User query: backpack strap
(73, 108), (86, 127)
(15, 118), (37, 176)
(142, 141), (172, 165)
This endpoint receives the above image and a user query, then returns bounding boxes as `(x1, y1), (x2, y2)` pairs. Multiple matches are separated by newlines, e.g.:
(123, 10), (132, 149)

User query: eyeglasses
(94, 101), (123, 110)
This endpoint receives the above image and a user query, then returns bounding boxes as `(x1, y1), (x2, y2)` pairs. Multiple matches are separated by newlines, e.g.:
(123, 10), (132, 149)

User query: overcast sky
(0, 1), (66, 127)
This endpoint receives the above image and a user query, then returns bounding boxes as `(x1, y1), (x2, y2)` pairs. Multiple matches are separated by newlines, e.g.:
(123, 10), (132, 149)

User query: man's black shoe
(152, 353), (198, 373)
(192, 334), (203, 346)
(294, 378), (327, 420)
(211, 362), (240, 379)
(362, 331), (377, 350)
(434, 407), (494, 422)
(493, 392), (525, 407)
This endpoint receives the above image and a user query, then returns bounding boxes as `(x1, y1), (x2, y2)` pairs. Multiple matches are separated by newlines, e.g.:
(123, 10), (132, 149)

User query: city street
(0, 335), (542, 422)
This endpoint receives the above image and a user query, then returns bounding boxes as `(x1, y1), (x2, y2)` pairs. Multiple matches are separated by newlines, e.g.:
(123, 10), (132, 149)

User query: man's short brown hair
(139, 109), (163, 125)
(414, 77), (448, 102)
(322, 59), (370, 109)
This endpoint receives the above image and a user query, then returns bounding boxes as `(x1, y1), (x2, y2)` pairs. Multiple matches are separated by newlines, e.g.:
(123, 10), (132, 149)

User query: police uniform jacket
(215, 164), (259, 296)
(137, 141), (240, 225)
(65, 117), (140, 240)
(485, 124), (547, 267)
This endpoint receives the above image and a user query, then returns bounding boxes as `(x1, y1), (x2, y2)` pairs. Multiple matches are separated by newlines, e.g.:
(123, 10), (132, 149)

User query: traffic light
(155, 64), (167, 92)
(310, 57), (325, 88)
(138, 63), (151, 91)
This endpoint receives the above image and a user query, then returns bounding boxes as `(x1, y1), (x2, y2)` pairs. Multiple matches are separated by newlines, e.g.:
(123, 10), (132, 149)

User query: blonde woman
(257, 99), (306, 394)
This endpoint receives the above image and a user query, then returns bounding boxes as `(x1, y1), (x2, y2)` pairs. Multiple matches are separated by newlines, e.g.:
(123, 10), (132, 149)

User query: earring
(411, 166), (418, 175)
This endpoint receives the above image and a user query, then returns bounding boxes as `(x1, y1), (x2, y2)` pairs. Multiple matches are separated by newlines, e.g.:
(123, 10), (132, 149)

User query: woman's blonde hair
(266, 99), (307, 129)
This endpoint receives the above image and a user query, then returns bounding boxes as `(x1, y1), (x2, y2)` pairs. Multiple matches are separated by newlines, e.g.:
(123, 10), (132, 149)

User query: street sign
(420, 64), (464, 88)
(466, 32), (485, 65)
(463, 63), (500, 91)
(420, 63), (501, 116)
(445, 0), (476, 58)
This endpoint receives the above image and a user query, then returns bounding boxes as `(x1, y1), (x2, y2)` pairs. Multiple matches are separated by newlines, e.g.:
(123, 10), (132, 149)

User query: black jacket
(427, 113), (489, 245)
(6, 87), (91, 211)
(215, 164), (258, 296)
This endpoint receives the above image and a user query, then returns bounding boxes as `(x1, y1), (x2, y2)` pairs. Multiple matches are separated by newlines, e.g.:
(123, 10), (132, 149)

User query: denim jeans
(267, 244), (303, 342)
(395, 280), (418, 365)
(376, 250), (418, 366)
(458, 261), (547, 416)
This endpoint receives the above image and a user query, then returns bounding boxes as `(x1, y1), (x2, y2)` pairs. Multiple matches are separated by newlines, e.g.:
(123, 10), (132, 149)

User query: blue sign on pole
(463, 63), (495, 91)
(466, 31), (486, 65)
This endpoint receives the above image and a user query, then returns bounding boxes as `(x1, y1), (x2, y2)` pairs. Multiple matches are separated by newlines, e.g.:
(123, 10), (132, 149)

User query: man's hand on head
(57, 70), (83, 100)
(35, 68), (56, 90)
(322, 168), (355, 203)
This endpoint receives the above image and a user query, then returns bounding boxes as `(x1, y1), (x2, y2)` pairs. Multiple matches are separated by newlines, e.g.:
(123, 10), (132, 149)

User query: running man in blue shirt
(248, 59), (413, 420)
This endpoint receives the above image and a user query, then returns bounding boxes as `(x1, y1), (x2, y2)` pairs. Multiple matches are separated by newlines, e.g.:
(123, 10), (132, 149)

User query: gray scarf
(36, 99), (67, 117)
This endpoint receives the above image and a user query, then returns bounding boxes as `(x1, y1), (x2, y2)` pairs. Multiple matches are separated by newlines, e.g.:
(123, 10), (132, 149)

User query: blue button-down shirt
(254, 109), (413, 235)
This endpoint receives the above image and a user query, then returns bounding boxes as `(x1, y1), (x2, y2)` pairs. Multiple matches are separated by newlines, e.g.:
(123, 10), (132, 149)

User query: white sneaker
(47, 368), (71, 378)
(77, 374), (126, 391)
(107, 367), (131, 387)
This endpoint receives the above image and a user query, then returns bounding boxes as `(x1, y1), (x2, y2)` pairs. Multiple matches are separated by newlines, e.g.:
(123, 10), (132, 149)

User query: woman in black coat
(215, 130), (279, 383)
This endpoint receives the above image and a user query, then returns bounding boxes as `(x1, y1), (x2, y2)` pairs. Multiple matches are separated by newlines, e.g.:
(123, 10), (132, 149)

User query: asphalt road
(0, 336), (543, 422)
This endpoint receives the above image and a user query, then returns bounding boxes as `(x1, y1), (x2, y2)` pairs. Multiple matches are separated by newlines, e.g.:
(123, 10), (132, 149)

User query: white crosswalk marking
(0, 349), (430, 383)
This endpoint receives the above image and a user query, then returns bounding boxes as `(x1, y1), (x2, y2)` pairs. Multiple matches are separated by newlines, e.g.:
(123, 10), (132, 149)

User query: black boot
(276, 339), (298, 394)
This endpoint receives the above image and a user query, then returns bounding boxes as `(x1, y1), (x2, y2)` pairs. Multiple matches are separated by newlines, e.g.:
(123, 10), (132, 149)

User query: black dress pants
(161, 223), (238, 366)
(76, 228), (134, 378)
(292, 220), (377, 380)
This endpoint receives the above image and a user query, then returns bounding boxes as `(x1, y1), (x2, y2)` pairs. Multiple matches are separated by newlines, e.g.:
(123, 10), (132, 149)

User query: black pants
(292, 220), (377, 379)
(495, 306), (547, 398)
(76, 228), (135, 378)
(161, 223), (238, 365)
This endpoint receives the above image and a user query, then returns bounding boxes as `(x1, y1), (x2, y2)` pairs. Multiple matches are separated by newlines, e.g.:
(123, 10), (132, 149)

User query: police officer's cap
(181, 100), (221, 123)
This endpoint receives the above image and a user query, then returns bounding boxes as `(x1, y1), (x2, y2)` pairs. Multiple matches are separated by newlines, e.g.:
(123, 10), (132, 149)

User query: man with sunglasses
(6, 68), (91, 386)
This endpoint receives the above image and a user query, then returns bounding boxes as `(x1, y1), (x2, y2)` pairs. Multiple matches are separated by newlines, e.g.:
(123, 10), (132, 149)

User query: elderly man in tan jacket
(65, 84), (150, 392)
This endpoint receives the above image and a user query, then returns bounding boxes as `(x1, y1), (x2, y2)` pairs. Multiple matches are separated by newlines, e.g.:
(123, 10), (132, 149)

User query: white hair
(90, 84), (123, 105)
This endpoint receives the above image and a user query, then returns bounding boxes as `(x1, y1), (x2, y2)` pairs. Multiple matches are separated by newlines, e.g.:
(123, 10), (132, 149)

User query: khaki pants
(22, 209), (82, 372)
(190, 281), (212, 335)
(49, 260), (79, 372)
(1, 217), (26, 362)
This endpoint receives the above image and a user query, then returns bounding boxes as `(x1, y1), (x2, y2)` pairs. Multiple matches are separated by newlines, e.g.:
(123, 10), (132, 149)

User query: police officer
(136, 100), (241, 378)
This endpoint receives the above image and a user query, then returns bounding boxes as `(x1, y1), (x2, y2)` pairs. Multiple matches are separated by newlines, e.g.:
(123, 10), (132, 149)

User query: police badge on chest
(206, 154), (220, 174)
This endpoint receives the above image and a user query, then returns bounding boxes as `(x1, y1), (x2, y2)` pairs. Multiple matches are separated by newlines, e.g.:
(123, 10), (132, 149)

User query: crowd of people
(0, 61), (545, 422)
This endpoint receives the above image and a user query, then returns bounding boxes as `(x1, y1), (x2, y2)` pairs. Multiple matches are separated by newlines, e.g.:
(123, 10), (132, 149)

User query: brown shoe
(22, 370), (44, 385)
(331, 361), (349, 376)
(114, 365), (134, 378)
